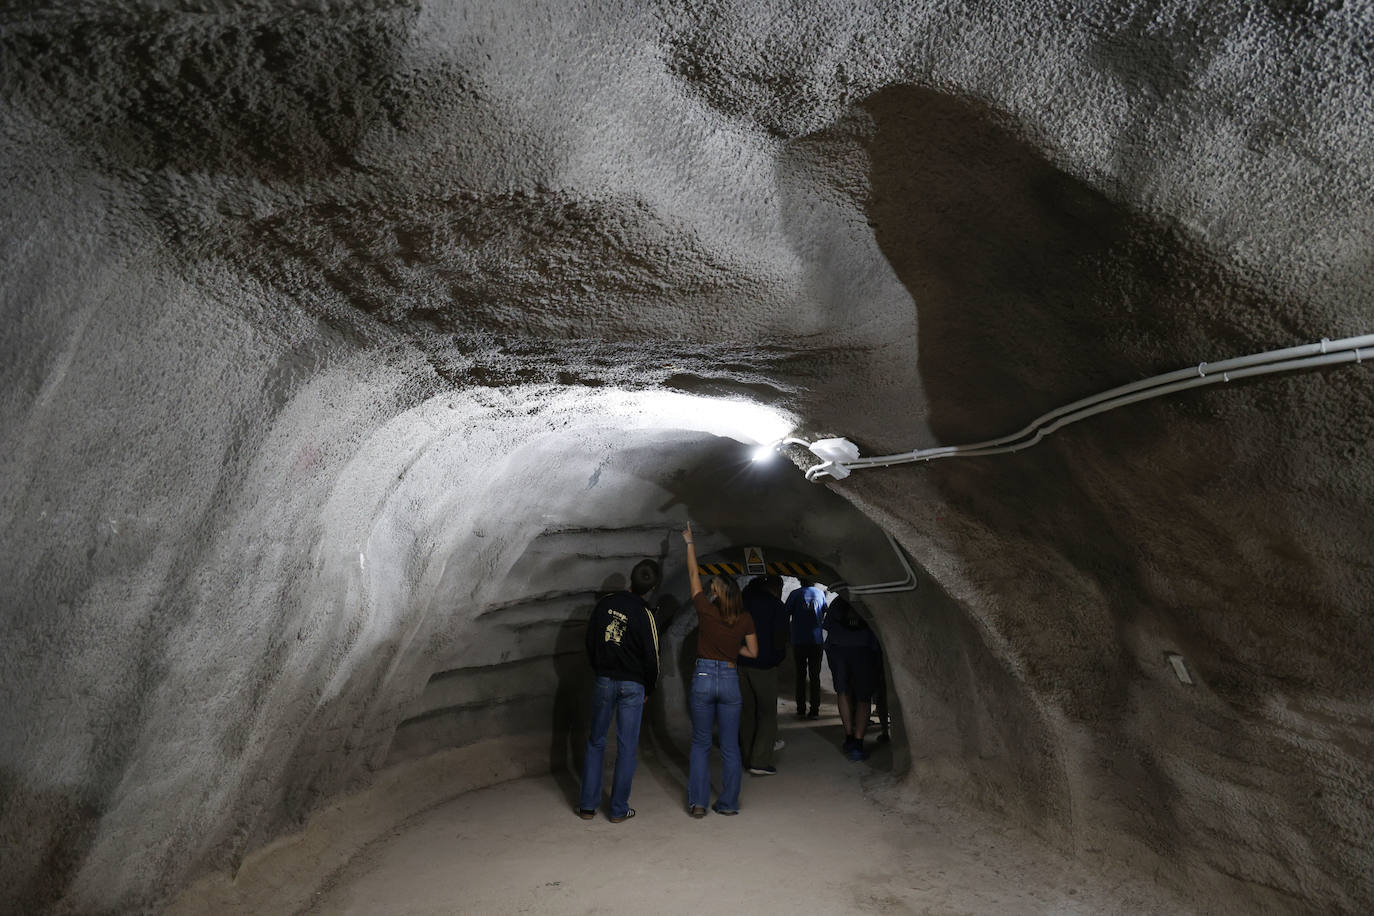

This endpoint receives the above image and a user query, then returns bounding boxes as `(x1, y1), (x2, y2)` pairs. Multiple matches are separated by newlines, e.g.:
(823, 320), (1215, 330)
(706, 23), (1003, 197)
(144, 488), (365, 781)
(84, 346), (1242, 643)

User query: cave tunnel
(3, 2), (1373, 914)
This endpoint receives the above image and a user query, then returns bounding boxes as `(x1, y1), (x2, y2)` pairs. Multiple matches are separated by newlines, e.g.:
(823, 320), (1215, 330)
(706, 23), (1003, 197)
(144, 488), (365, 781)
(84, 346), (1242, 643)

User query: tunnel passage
(375, 429), (922, 781)
(650, 543), (910, 773)
(5, 1), (1374, 913)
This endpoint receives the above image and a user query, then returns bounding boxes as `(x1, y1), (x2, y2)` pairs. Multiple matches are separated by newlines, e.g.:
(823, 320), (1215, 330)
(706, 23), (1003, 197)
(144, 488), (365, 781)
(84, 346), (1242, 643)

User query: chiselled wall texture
(2, 2), (1371, 912)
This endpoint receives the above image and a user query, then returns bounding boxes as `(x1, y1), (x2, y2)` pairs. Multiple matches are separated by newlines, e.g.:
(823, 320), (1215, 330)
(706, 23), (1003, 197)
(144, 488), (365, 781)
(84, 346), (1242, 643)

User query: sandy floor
(301, 710), (1193, 916)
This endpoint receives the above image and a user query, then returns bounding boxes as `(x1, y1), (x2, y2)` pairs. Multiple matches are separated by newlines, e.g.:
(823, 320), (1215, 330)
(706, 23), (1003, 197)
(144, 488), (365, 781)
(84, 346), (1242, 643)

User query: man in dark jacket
(739, 575), (787, 775)
(576, 559), (661, 822)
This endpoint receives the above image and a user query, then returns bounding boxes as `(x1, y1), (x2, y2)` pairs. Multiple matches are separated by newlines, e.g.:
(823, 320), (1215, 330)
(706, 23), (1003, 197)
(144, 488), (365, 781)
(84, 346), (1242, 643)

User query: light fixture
(751, 435), (814, 464)
(805, 437), (860, 479)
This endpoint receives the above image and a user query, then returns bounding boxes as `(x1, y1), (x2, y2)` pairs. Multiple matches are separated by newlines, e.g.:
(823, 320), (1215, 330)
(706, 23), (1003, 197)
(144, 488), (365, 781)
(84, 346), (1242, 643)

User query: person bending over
(785, 578), (828, 718)
(822, 596), (880, 761)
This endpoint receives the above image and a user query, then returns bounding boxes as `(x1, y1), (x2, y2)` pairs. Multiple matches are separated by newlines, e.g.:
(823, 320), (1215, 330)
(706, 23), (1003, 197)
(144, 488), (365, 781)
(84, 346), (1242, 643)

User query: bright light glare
(612, 390), (795, 446)
(751, 445), (777, 463)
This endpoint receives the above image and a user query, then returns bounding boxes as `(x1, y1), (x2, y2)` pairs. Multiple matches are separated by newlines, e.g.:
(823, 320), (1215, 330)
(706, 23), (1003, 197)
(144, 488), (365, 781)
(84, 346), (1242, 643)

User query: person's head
(707, 575), (744, 624)
(630, 559), (661, 596)
(828, 595), (864, 629)
(763, 574), (784, 599)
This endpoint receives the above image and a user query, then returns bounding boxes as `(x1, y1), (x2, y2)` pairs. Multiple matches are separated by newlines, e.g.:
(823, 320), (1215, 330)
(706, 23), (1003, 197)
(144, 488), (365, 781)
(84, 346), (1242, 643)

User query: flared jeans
(687, 658), (742, 813)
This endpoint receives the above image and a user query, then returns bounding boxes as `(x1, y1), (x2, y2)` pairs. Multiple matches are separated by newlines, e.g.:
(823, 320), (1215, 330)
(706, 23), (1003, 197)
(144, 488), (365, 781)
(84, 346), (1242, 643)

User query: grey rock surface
(2, 1), (1371, 912)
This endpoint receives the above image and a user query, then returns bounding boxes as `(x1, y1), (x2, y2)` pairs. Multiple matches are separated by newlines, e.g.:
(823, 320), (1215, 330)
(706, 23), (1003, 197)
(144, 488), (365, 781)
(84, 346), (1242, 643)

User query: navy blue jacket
(739, 587), (787, 669)
(584, 591), (660, 695)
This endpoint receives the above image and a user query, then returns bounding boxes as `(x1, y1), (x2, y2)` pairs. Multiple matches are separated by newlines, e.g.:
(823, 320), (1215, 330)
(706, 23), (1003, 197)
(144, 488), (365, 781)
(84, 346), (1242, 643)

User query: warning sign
(744, 546), (767, 575)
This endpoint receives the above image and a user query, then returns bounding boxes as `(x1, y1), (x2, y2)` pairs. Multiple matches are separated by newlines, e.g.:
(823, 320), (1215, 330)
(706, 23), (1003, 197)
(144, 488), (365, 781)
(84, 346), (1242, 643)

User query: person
(738, 575), (787, 776)
(872, 643), (892, 744)
(822, 596), (881, 761)
(681, 525), (758, 817)
(576, 559), (662, 822)
(785, 578), (828, 719)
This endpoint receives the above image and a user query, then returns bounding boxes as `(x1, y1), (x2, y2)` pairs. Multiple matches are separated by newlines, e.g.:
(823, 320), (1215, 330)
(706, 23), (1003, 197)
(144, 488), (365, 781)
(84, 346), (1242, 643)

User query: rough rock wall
(2, 1), (1372, 913)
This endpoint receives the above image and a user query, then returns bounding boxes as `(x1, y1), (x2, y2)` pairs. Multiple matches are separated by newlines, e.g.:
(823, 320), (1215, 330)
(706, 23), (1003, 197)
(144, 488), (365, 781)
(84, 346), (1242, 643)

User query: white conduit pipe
(833, 532), (919, 595)
(806, 334), (1374, 481)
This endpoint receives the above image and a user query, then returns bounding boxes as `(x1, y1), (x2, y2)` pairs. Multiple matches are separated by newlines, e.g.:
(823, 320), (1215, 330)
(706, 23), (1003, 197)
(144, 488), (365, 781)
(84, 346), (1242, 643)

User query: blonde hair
(708, 576), (743, 624)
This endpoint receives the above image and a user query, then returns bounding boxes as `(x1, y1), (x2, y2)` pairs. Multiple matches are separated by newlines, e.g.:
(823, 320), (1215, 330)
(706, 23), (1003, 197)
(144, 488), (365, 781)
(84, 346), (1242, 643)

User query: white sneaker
(773, 739), (785, 751)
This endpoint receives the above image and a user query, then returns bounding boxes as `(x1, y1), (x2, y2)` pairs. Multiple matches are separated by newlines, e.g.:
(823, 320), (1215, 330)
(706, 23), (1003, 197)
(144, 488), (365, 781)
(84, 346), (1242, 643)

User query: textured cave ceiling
(2, 1), (1373, 913)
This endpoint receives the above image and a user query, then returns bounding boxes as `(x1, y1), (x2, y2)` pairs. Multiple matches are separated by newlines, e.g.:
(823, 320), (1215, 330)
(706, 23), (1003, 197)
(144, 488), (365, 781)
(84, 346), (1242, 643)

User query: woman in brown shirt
(682, 525), (758, 817)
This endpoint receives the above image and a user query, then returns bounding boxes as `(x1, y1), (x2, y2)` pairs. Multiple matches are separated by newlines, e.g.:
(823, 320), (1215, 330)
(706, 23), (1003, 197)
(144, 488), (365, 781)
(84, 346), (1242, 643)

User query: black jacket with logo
(584, 591), (660, 695)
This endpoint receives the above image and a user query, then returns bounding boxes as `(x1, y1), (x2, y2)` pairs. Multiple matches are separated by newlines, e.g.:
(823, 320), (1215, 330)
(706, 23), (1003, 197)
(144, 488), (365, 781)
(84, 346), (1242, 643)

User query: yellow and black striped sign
(697, 561), (821, 577)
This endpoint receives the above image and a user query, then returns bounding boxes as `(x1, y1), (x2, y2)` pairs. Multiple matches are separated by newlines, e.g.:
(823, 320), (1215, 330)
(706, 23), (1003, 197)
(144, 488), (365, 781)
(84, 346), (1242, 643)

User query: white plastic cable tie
(1321, 337), (1330, 353)
(1357, 348), (1364, 364)
(1223, 371), (1230, 382)
(1197, 361), (1207, 377)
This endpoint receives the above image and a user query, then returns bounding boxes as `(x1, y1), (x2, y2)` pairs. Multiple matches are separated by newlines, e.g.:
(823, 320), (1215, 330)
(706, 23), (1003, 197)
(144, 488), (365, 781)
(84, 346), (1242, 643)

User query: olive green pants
(739, 665), (779, 769)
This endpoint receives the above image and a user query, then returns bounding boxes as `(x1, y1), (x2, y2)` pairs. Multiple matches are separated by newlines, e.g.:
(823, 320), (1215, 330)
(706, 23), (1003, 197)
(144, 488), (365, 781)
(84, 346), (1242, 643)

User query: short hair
(763, 574), (784, 597)
(629, 559), (661, 596)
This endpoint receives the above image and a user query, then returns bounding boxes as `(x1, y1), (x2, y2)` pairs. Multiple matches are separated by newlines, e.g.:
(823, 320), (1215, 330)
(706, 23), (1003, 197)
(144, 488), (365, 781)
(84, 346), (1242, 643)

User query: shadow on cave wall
(0, 773), (100, 915)
(785, 83), (1370, 900)
(849, 82), (1320, 709)
(857, 85), (1311, 438)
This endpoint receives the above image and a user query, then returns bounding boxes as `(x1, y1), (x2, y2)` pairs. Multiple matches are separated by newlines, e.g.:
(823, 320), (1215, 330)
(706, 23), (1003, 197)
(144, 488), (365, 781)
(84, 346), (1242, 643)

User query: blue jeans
(578, 676), (645, 818)
(688, 658), (743, 812)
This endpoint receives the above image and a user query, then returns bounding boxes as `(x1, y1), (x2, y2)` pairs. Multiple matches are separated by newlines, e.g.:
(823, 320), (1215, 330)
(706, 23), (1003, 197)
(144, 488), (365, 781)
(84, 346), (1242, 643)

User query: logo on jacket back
(605, 609), (628, 645)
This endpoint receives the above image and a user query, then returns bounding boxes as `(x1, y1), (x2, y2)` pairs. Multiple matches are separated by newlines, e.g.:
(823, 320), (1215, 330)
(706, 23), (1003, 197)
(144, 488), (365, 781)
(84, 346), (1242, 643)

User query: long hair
(708, 575), (744, 624)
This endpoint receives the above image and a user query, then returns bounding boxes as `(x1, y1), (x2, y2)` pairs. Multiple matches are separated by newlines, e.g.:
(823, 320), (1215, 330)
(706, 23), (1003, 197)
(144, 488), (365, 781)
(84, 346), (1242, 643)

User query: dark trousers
(874, 652), (890, 733)
(739, 665), (779, 768)
(794, 644), (823, 713)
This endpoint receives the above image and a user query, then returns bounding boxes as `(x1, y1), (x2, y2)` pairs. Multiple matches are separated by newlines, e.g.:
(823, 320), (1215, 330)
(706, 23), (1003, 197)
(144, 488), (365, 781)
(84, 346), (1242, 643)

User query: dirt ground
(298, 706), (1194, 915)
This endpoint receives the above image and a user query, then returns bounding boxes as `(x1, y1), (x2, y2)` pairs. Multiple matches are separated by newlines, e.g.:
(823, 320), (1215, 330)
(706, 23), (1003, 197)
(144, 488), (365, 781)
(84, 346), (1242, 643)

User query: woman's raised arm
(682, 525), (702, 597)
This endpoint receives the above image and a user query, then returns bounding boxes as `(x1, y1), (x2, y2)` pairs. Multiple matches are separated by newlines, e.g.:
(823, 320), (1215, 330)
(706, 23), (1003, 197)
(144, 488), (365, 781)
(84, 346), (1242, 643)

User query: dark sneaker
(576, 808), (596, 820)
(609, 808), (636, 823)
(748, 766), (777, 776)
(806, 709), (820, 720)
